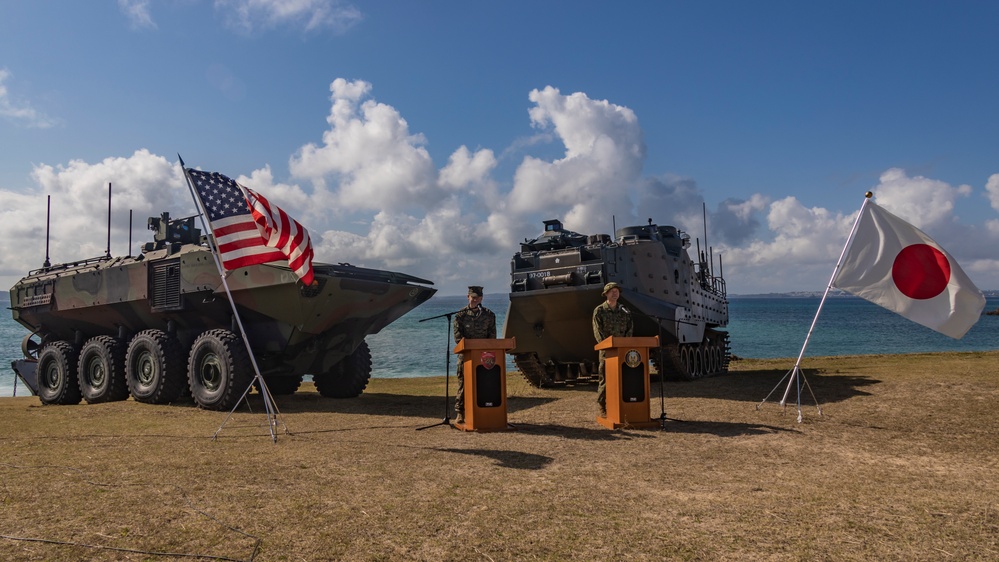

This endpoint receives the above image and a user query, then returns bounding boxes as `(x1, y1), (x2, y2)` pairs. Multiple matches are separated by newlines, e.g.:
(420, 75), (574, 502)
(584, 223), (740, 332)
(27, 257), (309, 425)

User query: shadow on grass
(262, 392), (558, 418)
(657, 418), (797, 437)
(215, 368), (879, 421)
(510, 423), (652, 441)
(662, 369), (881, 405)
(435, 448), (554, 470)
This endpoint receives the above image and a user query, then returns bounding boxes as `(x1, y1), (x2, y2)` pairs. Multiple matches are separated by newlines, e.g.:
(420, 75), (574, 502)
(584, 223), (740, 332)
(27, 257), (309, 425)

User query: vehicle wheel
(187, 329), (253, 410)
(127, 330), (187, 404)
(78, 336), (129, 403)
(313, 341), (372, 398)
(255, 375), (303, 396)
(679, 345), (693, 379)
(21, 333), (41, 359)
(691, 345), (703, 378)
(36, 341), (82, 405)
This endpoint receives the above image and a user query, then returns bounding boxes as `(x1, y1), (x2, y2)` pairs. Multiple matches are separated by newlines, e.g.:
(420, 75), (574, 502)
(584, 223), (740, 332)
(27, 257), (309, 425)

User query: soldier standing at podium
(453, 285), (496, 424)
(592, 282), (633, 416)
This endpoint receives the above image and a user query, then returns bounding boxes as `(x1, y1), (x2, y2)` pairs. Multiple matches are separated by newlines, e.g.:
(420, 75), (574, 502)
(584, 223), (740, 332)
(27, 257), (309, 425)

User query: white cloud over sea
(2, 79), (999, 296)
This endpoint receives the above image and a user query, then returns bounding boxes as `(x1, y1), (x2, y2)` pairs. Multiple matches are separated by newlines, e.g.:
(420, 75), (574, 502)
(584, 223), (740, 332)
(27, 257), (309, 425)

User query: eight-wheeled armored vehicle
(503, 219), (729, 386)
(10, 212), (436, 410)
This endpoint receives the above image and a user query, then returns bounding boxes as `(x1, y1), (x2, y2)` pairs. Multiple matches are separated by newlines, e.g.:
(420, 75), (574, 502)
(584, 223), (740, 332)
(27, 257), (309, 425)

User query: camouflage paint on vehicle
(10, 212), (436, 409)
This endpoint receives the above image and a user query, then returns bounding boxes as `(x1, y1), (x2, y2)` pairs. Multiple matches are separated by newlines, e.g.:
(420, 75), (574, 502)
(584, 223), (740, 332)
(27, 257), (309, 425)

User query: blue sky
(1, 0), (998, 296)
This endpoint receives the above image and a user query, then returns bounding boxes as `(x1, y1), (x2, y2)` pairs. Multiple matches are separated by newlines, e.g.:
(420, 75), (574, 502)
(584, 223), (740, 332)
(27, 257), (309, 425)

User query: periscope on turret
(10, 211), (436, 410)
(502, 219), (730, 387)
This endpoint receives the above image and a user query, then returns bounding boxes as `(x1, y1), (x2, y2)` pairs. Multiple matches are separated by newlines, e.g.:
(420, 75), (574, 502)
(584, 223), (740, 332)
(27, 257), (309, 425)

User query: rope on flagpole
(177, 154), (288, 442)
(758, 191), (874, 422)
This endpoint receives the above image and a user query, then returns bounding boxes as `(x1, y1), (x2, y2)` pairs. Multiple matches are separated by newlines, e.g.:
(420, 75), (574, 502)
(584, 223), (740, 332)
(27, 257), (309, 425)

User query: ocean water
(2, 293), (997, 397)
(725, 295), (999, 359)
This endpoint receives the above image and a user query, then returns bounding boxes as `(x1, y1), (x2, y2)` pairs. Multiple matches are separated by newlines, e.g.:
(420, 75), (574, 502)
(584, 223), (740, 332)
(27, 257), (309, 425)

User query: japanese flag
(833, 201), (985, 339)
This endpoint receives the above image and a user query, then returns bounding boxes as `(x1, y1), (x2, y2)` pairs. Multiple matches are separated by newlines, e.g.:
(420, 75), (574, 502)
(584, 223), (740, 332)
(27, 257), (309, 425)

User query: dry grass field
(1, 352), (998, 561)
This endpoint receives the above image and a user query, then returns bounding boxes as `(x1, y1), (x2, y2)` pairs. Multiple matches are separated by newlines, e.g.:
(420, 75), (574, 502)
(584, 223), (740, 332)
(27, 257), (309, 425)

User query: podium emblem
(624, 349), (642, 368)
(481, 351), (496, 369)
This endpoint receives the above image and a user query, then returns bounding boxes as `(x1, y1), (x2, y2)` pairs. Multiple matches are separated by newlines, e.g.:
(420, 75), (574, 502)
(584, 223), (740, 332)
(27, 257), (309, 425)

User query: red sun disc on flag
(891, 244), (951, 300)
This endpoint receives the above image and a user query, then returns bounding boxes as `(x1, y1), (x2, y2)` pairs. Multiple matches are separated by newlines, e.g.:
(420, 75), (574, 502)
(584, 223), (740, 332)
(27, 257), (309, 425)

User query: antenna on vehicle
(105, 182), (112, 258)
(43, 195), (51, 268)
(128, 209), (133, 258)
(703, 202), (711, 278)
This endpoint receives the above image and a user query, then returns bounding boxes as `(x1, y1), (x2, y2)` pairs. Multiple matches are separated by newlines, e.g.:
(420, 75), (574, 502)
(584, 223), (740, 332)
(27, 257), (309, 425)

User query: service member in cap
(592, 282), (633, 416)
(452, 286), (496, 424)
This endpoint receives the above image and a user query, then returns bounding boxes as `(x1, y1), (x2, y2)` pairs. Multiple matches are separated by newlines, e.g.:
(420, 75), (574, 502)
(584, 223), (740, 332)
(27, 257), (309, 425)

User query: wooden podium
(453, 337), (516, 432)
(595, 335), (660, 429)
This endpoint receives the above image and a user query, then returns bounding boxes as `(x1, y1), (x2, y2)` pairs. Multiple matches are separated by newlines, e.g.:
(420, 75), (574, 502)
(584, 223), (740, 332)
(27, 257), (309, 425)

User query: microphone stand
(649, 313), (682, 429)
(416, 308), (465, 431)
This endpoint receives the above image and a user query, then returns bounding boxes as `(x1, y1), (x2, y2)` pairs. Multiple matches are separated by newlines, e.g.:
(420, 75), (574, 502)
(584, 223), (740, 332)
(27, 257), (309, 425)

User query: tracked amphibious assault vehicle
(503, 219), (729, 387)
(10, 212), (436, 410)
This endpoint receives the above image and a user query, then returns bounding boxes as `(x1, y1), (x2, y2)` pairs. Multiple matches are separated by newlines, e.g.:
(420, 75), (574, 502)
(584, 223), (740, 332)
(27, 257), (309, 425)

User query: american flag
(187, 169), (315, 285)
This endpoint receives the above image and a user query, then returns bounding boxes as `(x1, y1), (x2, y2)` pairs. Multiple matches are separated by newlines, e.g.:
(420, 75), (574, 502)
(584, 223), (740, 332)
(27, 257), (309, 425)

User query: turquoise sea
(2, 293), (997, 397)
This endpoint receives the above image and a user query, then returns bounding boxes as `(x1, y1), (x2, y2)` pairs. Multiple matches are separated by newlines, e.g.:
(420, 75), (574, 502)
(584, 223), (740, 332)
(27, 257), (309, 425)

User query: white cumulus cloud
(290, 79), (442, 214)
(3, 79), (998, 296)
(871, 167), (971, 228)
(509, 86), (646, 230)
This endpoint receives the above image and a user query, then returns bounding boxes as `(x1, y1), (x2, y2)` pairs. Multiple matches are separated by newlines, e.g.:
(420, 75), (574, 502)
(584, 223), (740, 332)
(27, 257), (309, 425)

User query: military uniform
(453, 288), (496, 421)
(592, 285), (633, 414)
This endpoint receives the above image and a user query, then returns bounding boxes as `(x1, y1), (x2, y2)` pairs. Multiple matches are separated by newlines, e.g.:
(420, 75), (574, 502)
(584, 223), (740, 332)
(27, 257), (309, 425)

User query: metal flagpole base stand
(756, 194), (877, 424)
(757, 364), (823, 424)
(212, 374), (289, 442)
(180, 156), (291, 443)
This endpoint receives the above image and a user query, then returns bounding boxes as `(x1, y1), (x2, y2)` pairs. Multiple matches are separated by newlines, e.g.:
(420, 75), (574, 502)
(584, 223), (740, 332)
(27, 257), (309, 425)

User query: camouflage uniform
(592, 300), (633, 413)
(453, 304), (496, 418)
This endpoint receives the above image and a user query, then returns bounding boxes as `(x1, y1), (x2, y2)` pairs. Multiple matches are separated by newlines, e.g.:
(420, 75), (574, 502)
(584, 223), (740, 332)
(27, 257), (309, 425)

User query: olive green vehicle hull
(11, 232), (435, 409)
(502, 220), (729, 387)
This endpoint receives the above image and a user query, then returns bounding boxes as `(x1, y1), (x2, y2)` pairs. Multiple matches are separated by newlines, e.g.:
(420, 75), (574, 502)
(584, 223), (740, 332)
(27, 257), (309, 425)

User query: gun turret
(144, 212), (201, 252)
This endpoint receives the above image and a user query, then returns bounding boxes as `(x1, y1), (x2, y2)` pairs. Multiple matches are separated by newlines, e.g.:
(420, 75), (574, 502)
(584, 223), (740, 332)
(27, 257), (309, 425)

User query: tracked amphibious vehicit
(503, 219), (729, 387)
(10, 212), (436, 410)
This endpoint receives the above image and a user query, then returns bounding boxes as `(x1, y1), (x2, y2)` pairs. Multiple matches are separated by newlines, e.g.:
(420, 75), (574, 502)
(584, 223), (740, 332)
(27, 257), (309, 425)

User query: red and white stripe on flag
(187, 169), (315, 285)
(832, 201), (985, 339)
(244, 186), (315, 286)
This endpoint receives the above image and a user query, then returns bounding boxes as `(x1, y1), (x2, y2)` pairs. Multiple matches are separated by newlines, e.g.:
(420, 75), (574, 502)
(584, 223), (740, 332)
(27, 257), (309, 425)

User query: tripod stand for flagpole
(211, 360), (287, 441)
(416, 309), (462, 431)
(179, 155), (287, 442)
(758, 193), (872, 423)
(757, 340), (824, 424)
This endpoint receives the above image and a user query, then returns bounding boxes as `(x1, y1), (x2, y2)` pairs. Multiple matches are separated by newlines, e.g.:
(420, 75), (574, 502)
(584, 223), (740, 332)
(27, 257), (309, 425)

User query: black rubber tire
(36, 341), (82, 405)
(187, 329), (253, 410)
(313, 341), (372, 398)
(254, 375), (303, 396)
(78, 336), (129, 404)
(126, 329), (187, 404)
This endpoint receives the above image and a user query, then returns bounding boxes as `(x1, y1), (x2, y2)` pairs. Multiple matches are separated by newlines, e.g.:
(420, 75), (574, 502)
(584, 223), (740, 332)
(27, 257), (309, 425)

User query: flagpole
(758, 192), (874, 422)
(178, 155), (287, 442)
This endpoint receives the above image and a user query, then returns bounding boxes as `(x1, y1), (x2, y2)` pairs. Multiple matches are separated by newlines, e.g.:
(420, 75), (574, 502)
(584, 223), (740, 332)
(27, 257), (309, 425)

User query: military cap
(468, 286), (484, 297)
(602, 282), (621, 296)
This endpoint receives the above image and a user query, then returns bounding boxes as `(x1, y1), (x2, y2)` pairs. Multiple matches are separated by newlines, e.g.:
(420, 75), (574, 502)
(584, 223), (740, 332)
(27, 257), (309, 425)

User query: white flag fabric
(832, 202), (985, 339)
